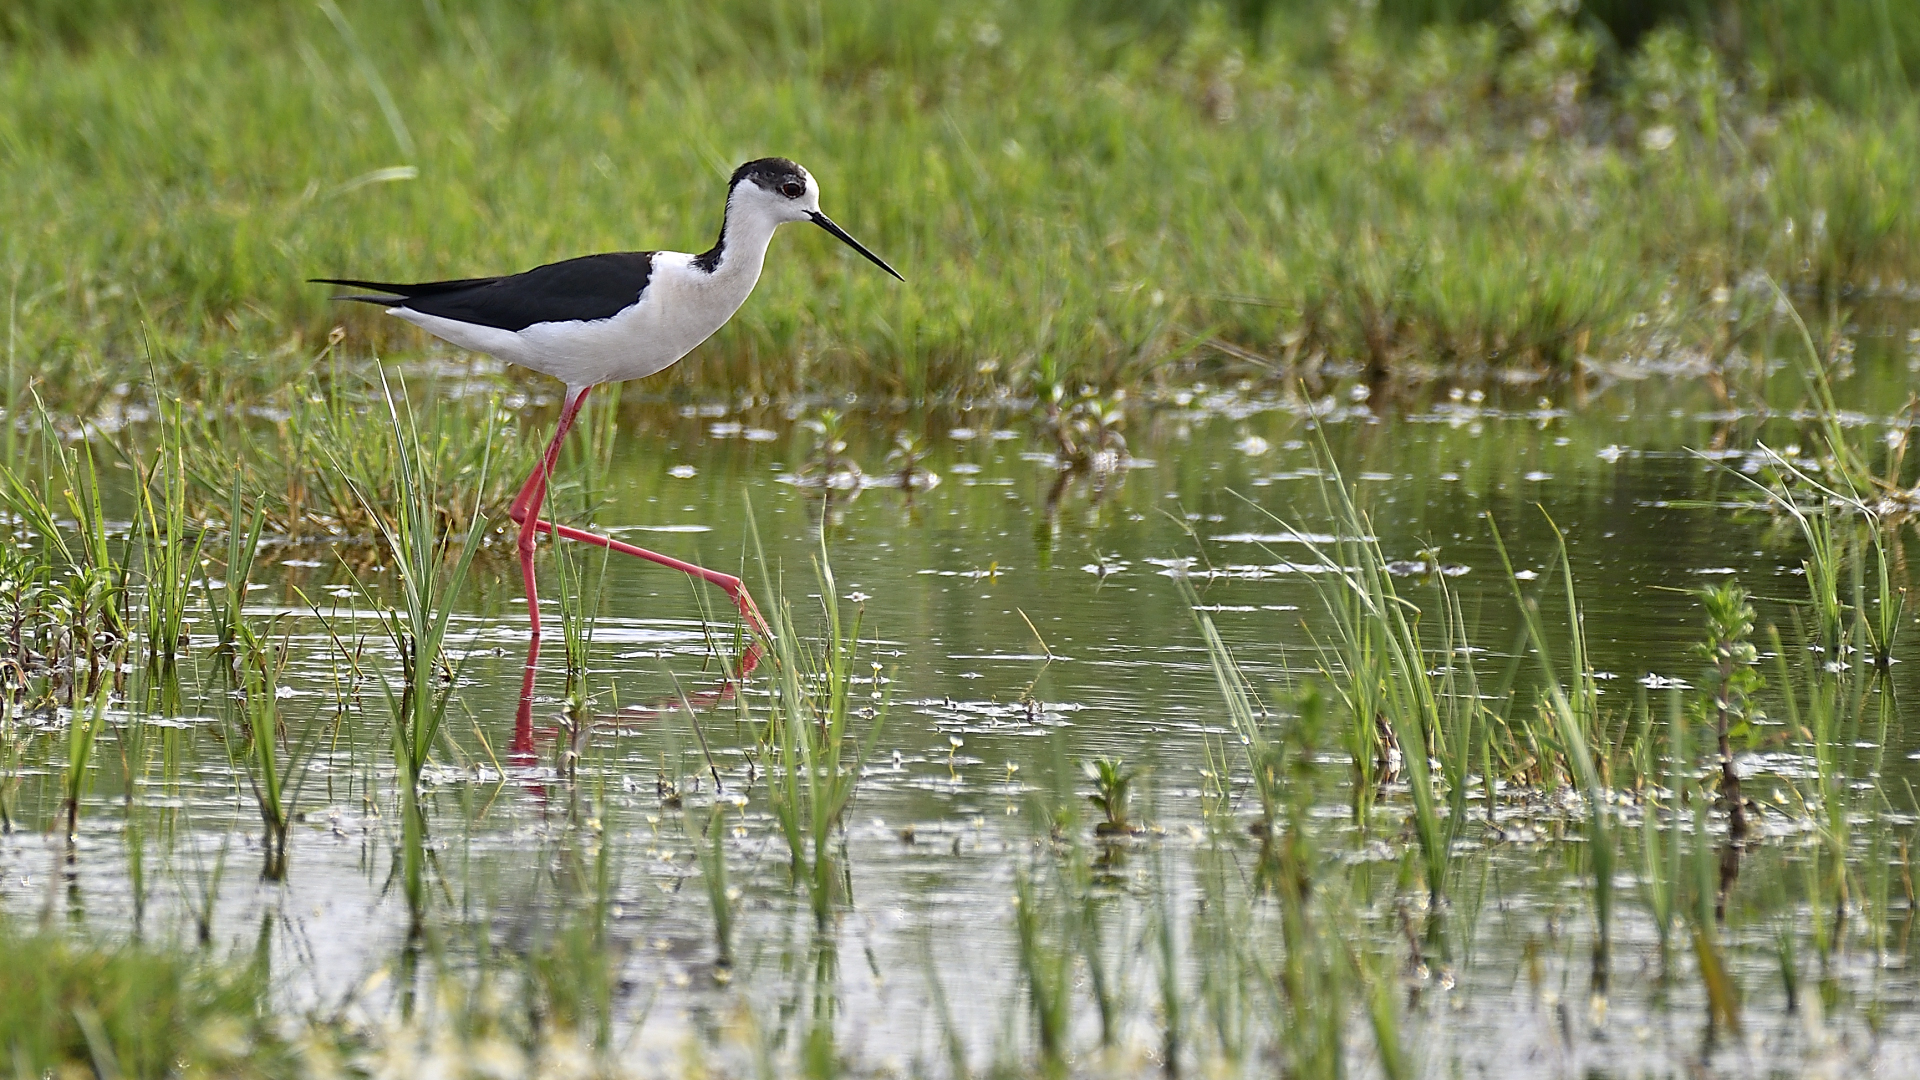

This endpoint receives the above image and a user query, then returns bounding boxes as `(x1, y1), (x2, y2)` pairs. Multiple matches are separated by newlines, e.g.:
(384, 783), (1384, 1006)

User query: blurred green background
(2, 0), (1915, 403)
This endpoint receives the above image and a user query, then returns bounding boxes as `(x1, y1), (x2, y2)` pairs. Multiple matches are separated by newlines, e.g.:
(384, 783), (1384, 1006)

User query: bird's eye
(780, 180), (805, 199)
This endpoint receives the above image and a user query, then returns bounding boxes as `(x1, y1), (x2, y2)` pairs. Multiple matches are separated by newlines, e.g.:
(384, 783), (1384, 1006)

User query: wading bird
(316, 158), (902, 741)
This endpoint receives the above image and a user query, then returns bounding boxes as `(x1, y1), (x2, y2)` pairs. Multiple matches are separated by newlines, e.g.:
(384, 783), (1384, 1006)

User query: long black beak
(810, 211), (904, 281)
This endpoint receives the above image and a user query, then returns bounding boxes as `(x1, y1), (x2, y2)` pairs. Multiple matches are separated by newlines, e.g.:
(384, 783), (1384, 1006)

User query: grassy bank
(2, 0), (1917, 408)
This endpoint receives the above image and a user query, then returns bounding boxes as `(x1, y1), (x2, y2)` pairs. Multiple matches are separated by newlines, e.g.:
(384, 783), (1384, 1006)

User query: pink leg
(537, 520), (768, 723)
(509, 385), (769, 757)
(508, 386), (590, 752)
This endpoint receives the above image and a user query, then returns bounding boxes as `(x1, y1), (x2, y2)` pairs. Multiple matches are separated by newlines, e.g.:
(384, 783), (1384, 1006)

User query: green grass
(1277, 450), (1482, 911)
(1, 0), (1917, 410)
(0, 923), (301, 1078)
(756, 529), (888, 925)
(129, 442), (201, 674)
(226, 630), (331, 882)
(1492, 511), (1615, 992)
(0, 406), (129, 703)
(341, 371), (491, 929)
(1182, 445), (1913, 1070)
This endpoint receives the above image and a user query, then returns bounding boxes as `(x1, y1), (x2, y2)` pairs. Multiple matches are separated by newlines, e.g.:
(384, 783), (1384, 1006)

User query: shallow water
(8, 327), (1920, 1075)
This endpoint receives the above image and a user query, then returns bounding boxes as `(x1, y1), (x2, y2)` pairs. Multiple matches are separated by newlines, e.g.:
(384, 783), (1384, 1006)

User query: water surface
(8, 328), (1920, 1076)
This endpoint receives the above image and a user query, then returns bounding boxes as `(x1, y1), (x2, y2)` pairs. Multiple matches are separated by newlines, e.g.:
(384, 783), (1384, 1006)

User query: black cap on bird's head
(729, 157), (903, 281)
(730, 157), (810, 195)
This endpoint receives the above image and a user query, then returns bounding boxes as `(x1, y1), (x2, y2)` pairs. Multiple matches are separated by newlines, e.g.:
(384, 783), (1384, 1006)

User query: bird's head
(728, 157), (903, 281)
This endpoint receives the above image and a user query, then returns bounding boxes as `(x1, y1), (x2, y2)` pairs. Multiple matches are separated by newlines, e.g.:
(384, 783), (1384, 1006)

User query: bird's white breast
(394, 251), (764, 389)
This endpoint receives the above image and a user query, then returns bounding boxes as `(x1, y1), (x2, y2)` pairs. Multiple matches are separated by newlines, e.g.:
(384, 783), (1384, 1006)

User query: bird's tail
(309, 275), (498, 303)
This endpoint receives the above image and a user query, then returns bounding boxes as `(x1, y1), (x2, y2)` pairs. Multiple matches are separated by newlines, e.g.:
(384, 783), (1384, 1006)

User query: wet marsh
(5, 307), (1920, 1076)
(10, 1), (1920, 1074)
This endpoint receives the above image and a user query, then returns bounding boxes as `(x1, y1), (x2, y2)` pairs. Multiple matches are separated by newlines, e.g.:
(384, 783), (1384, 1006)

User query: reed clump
(1190, 602), (1408, 1077)
(338, 372), (490, 929)
(1265, 451), (1481, 912)
(0, 413), (130, 704)
(756, 532), (888, 925)
(174, 366), (538, 541)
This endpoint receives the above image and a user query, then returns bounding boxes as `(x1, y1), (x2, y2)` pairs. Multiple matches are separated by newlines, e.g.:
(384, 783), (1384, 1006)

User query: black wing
(312, 251), (657, 332)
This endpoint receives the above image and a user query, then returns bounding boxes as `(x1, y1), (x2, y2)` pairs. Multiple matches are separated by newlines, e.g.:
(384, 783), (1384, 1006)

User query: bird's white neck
(693, 195), (781, 282)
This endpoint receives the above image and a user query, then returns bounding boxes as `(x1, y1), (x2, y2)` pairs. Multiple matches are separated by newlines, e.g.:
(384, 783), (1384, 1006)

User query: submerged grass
(1267, 449), (1480, 912)
(338, 371), (491, 929)
(1491, 512), (1615, 992)
(756, 530), (888, 925)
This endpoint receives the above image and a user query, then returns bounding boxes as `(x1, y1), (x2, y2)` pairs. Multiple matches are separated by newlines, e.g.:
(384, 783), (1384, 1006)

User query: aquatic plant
(1, 411), (129, 701)
(1149, 844), (1184, 1071)
(795, 408), (862, 493)
(201, 471), (267, 663)
(172, 812), (232, 947)
(0, 541), (53, 714)
(236, 634), (290, 878)
(1772, 278), (1872, 488)
(338, 371), (490, 930)
(1692, 581), (1762, 841)
(1687, 768), (1743, 1035)
(1492, 513), (1614, 993)
(1767, 617), (1885, 968)
(174, 362), (535, 541)
(1011, 863), (1073, 1073)
(691, 802), (737, 973)
(60, 688), (108, 841)
(1634, 689), (1688, 977)
(1191, 588), (1283, 840)
(553, 541), (608, 727)
(883, 430), (936, 491)
(1082, 755), (1141, 837)
(1192, 841), (1253, 1064)
(757, 530), (888, 924)
(1191, 582), (1414, 1076)
(228, 631), (328, 882)
(1272, 454), (1481, 912)
(1037, 383), (1129, 474)
(129, 445), (202, 674)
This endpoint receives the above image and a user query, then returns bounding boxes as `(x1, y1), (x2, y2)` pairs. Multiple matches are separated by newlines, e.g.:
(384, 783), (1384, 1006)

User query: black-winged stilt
(315, 158), (901, 739)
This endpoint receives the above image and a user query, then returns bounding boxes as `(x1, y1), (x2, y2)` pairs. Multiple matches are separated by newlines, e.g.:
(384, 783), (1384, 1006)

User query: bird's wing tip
(310, 277), (405, 297)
